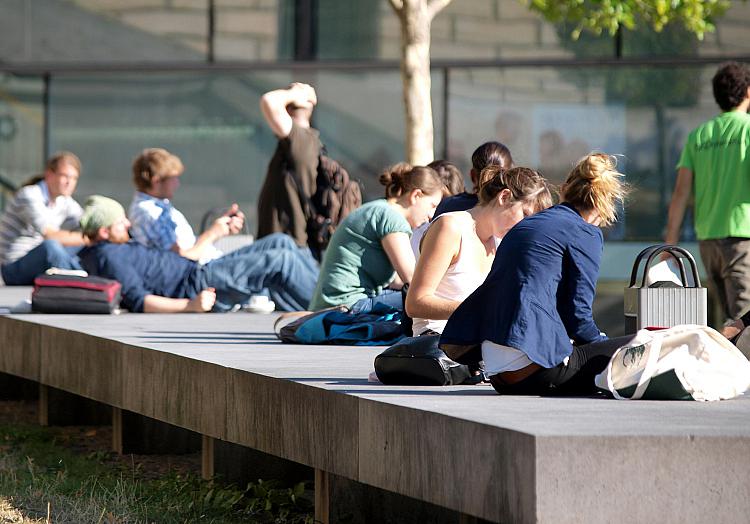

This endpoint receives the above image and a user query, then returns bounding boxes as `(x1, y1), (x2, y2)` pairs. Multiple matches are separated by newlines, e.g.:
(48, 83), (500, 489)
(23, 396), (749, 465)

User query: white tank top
(411, 212), (493, 335)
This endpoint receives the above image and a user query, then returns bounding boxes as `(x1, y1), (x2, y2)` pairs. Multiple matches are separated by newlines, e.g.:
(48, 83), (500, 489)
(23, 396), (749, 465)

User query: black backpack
(288, 152), (362, 259)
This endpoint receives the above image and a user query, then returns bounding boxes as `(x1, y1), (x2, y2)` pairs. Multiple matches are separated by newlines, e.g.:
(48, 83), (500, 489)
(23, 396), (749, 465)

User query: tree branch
(388, 0), (404, 13)
(427, 0), (452, 19)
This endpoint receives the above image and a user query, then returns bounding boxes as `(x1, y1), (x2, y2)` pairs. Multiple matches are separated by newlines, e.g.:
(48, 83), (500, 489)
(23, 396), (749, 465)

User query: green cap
(80, 195), (126, 235)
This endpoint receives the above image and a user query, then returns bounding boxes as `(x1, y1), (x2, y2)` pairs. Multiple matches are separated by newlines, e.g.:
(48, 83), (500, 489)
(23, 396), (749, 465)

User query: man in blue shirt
(78, 196), (318, 313)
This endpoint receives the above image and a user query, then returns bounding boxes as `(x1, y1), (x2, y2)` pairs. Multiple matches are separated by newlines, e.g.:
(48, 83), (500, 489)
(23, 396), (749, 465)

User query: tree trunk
(390, 0), (450, 165)
(399, 2), (433, 165)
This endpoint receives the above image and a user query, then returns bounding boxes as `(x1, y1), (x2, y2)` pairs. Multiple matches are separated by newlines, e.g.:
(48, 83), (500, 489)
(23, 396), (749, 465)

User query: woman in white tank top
(406, 166), (552, 336)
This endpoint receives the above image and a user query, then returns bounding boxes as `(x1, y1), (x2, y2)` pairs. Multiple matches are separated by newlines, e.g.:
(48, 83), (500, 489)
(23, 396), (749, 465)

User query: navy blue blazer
(440, 203), (606, 368)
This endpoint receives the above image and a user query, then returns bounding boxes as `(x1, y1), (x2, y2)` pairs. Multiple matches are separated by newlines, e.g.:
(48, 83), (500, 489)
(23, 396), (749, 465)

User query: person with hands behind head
(79, 196), (319, 313)
(129, 148), (246, 265)
(406, 166), (552, 336)
(257, 82), (323, 247)
(309, 164), (445, 313)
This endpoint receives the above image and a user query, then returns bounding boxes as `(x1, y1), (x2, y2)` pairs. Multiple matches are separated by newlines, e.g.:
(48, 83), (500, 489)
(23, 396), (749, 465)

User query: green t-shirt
(678, 110), (750, 240)
(309, 199), (412, 310)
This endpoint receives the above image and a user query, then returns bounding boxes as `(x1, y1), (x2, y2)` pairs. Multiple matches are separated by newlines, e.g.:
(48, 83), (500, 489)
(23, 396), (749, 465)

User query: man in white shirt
(0, 151), (86, 285)
(128, 148), (244, 265)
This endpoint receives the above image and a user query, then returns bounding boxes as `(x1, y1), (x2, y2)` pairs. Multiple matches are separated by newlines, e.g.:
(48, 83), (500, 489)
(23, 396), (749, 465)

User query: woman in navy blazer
(440, 153), (628, 396)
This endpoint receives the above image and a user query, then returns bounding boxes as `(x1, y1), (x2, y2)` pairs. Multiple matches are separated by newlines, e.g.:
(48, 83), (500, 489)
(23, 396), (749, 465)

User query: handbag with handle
(595, 324), (750, 401)
(374, 334), (483, 386)
(624, 244), (707, 333)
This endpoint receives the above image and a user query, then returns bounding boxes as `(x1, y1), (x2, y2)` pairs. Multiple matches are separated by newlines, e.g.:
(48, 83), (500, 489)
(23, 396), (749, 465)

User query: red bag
(32, 274), (121, 314)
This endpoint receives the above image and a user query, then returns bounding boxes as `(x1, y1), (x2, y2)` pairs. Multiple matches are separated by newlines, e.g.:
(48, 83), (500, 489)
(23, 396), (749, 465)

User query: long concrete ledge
(1, 287), (749, 523)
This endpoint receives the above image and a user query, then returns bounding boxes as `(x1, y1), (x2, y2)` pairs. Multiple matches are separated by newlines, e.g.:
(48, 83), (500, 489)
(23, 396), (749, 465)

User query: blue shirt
(79, 241), (203, 312)
(434, 192), (478, 217)
(440, 204), (605, 368)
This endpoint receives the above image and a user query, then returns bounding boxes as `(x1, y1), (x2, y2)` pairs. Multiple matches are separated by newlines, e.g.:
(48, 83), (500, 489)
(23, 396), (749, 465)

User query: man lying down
(77, 195), (319, 313)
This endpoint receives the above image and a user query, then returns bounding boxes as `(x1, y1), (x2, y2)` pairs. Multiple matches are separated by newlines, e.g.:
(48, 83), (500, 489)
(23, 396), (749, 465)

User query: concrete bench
(0, 287), (748, 523)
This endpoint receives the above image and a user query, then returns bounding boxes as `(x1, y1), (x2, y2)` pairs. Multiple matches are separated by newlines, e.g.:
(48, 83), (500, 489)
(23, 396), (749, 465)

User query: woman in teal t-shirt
(309, 164), (445, 312)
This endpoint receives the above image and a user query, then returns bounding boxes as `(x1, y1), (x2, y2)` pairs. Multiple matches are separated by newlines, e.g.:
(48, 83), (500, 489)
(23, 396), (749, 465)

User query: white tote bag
(595, 324), (750, 401)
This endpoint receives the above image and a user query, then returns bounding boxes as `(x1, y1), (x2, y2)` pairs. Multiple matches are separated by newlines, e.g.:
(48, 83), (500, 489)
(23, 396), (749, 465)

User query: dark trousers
(489, 335), (636, 396)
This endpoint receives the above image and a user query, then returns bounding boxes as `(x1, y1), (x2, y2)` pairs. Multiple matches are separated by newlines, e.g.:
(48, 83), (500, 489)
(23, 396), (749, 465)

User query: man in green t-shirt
(665, 61), (750, 321)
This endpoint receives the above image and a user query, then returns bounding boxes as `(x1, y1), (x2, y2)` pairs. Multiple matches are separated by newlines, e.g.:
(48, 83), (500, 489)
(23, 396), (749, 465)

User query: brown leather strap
(495, 363), (542, 385)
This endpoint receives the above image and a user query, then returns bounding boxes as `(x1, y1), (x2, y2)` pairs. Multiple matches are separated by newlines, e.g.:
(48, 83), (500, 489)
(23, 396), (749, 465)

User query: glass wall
(48, 72), (292, 230)
(447, 64), (714, 241)
(0, 73), (44, 185)
(42, 68), (443, 232)
(5, 61), (715, 242)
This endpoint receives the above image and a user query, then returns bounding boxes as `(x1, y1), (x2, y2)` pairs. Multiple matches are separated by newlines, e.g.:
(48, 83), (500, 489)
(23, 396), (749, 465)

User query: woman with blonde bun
(406, 166), (553, 336)
(309, 164), (444, 312)
(440, 153), (629, 396)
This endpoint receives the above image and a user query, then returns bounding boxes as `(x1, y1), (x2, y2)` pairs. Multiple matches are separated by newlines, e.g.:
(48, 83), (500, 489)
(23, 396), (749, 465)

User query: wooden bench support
(112, 407), (123, 454)
(38, 385), (110, 427)
(202, 435), (214, 480)
(315, 469), (329, 524)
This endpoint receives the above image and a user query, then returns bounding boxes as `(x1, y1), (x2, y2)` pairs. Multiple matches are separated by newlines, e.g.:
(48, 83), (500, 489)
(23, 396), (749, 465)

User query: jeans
(489, 335), (636, 396)
(200, 233), (319, 312)
(350, 288), (404, 314)
(1, 240), (82, 285)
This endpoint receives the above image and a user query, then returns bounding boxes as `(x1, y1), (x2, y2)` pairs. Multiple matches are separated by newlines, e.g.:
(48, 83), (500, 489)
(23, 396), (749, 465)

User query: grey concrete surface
(1, 289), (749, 523)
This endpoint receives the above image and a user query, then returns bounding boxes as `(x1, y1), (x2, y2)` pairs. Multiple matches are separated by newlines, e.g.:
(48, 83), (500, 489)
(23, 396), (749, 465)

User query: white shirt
(128, 191), (222, 265)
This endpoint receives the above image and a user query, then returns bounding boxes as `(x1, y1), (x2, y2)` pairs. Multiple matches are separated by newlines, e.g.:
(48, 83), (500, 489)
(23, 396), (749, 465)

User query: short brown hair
(132, 148), (184, 192)
(46, 151), (81, 174)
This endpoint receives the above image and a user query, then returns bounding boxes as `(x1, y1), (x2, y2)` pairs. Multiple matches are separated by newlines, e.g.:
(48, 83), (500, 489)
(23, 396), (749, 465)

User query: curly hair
(713, 62), (750, 112)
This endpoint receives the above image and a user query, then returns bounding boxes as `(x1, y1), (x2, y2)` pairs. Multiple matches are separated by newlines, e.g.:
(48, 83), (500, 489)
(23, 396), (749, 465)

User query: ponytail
(562, 153), (627, 227)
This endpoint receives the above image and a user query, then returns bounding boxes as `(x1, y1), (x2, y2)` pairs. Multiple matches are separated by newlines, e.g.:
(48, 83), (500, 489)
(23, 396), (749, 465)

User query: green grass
(0, 422), (314, 523)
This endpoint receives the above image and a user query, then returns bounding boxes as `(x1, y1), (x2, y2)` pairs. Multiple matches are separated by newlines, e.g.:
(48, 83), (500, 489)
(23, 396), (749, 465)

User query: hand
(721, 319), (744, 340)
(187, 288), (216, 312)
(223, 203), (245, 235)
(209, 216), (232, 239)
(290, 82), (316, 107)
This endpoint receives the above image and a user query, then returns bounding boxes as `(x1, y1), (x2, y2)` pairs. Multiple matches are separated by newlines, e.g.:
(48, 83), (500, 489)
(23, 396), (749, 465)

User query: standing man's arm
(260, 83), (317, 138)
(664, 167), (694, 245)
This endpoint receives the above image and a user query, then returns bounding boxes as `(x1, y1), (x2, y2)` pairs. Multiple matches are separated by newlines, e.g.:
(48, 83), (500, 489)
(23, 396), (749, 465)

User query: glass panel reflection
(0, 73), (44, 189)
(447, 65), (713, 242)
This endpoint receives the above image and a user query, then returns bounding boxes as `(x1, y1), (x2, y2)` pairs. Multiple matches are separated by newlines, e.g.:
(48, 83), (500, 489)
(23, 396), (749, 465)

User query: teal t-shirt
(309, 199), (412, 310)
(677, 110), (750, 240)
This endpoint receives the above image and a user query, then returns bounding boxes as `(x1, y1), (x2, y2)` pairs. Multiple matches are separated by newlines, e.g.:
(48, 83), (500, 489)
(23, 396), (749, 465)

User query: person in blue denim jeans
(77, 196), (318, 313)
(0, 152), (86, 285)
